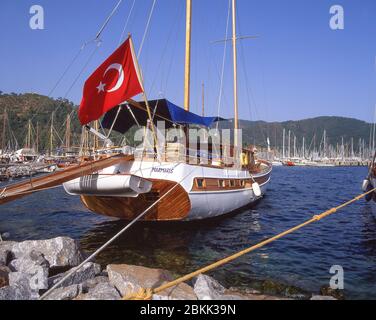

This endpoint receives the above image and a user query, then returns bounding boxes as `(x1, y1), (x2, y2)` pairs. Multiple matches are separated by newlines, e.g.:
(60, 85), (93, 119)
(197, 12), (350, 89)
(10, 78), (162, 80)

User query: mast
(201, 82), (205, 117)
(50, 113), (54, 156)
(94, 120), (99, 151)
(232, 0), (239, 147)
(288, 130), (291, 159)
(302, 136), (305, 159)
(1, 109), (6, 152)
(282, 128), (285, 159)
(341, 136), (344, 160)
(36, 122), (39, 154)
(65, 114), (71, 152)
(184, 0), (192, 111)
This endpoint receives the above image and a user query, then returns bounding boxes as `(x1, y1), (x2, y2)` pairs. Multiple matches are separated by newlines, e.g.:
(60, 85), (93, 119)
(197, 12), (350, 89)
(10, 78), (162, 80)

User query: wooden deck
(0, 155), (134, 205)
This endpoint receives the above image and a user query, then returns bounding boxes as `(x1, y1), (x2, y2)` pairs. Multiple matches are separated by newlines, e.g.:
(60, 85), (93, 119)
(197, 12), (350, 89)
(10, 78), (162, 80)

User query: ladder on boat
(0, 155), (134, 205)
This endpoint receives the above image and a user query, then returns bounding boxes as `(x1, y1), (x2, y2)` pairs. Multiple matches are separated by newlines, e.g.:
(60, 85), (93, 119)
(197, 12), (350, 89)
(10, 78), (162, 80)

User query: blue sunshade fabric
(101, 99), (225, 134)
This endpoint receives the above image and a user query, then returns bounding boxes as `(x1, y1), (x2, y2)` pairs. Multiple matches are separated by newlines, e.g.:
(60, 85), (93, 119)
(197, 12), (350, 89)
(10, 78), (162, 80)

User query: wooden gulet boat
(63, 0), (272, 221)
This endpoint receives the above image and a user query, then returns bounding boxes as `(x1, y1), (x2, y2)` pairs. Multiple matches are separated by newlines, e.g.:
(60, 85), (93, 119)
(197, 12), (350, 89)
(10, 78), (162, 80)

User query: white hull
(64, 159), (272, 221)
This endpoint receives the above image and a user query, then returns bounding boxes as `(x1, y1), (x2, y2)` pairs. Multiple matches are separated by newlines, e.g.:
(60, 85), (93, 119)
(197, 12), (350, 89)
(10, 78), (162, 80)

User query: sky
(1, 0), (376, 122)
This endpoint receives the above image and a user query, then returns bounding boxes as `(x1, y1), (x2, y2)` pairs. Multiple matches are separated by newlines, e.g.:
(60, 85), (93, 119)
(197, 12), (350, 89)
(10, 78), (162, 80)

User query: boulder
(45, 284), (82, 300)
(8, 250), (50, 291)
(48, 262), (101, 289)
(8, 267), (49, 291)
(82, 276), (109, 292)
(9, 250), (50, 272)
(310, 295), (337, 300)
(0, 279), (39, 300)
(193, 274), (226, 300)
(153, 282), (197, 300)
(0, 266), (10, 288)
(107, 264), (174, 297)
(1, 237), (83, 269)
(0, 249), (11, 266)
(76, 282), (121, 300)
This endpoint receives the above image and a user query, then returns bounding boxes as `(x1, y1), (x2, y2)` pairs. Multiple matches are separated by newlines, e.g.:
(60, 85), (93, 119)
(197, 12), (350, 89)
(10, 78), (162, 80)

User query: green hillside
(0, 92), (81, 152)
(0, 92), (373, 153)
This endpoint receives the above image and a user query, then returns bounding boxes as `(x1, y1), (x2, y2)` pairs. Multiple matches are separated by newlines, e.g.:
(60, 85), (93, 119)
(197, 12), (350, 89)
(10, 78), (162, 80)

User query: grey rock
(8, 251), (50, 291)
(1, 237), (83, 268)
(107, 264), (173, 297)
(0, 279), (39, 300)
(9, 251), (49, 272)
(48, 262), (101, 289)
(310, 295), (337, 300)
(0, 266), (10, 288)
(153, 282), (197, 300)
(45, 284), (82, 300)
(9, 266), (49, 291)
(1, 233), (10, 240)
(0, 249), (11, 266)
(77, 282), (121, 300)
(82, 276), (109, 292)
(193, 274), (226, 300)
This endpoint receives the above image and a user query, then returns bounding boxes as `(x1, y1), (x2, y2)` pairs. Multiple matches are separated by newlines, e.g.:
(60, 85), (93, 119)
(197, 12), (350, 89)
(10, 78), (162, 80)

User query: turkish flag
(78, 37), (143, 125)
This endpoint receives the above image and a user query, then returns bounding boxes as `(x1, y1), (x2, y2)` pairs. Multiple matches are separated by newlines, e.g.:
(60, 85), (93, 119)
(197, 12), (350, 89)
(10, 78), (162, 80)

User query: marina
(1, 166), (375, 300)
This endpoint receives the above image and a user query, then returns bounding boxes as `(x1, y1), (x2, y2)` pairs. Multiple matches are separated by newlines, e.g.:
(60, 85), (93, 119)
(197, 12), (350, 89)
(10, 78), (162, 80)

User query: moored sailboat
(63, 0), (272, 221)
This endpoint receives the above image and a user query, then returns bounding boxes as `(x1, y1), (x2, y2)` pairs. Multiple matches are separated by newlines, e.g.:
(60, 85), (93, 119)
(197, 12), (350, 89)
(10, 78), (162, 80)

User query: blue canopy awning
(102, 99), (225, 134)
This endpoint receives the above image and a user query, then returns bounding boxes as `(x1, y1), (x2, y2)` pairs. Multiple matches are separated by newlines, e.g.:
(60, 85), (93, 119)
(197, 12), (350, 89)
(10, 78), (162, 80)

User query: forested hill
(0, 92), (81, 151)
(234, 117), (372, 149)
(0, 92), (372, 151)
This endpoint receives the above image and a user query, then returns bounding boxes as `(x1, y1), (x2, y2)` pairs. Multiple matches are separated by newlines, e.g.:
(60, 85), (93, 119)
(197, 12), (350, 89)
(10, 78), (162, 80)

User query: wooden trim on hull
(191, 171), (271, 192)
(80, 179), (191, 221)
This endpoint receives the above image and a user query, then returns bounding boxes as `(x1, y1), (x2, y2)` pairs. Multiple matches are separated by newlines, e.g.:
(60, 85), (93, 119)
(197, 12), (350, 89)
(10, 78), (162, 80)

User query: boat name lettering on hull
(152, 167), (174, 174)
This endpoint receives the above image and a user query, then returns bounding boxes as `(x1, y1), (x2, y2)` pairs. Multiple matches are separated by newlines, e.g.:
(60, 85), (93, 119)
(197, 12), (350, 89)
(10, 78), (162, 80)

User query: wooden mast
(232, 0), (239, 148)
(201, 82), (205, 117)
(65, 114), (71, 152)
(184, 0), (192, 111)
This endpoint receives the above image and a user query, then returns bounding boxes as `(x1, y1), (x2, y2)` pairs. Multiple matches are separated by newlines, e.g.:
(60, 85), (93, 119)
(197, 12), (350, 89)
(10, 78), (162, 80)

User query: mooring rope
(123, 187), (376, 300)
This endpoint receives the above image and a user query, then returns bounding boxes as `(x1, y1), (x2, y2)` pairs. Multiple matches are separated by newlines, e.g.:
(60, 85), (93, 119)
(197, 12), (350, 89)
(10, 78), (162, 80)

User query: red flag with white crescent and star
(78, 36), (143, 125)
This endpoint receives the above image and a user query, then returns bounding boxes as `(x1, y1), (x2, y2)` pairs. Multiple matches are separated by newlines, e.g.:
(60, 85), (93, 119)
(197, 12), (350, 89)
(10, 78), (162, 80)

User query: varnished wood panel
(80, 179), (191, 221)
(191, 171), (271, 192)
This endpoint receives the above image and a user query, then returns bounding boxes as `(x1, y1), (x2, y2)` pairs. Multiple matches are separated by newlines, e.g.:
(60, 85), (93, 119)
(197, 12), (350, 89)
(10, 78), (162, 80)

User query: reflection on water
(1, 167), (376, 299)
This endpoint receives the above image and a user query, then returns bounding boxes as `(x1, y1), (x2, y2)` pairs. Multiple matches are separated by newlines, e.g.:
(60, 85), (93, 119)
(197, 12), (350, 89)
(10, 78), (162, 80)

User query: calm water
(1, 167), (376, 299)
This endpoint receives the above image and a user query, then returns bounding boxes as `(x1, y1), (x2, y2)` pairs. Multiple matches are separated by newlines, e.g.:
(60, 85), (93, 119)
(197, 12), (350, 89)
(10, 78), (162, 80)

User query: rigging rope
(118, 0), (136, 46)
(137, 0), (157, 59)
(216, 0), (231, 130)
(96, 0), (123, 40)
(123, 187), (376, 300)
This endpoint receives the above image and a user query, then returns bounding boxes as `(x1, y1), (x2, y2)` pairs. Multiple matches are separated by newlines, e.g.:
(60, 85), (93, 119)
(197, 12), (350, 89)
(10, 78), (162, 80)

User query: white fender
(362, 179), (369, 192)
(252, 182), (262, 197)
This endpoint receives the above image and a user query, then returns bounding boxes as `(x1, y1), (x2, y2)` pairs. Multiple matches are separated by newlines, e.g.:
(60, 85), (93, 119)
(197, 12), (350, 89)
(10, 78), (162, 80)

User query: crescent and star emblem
(96, 63), (125, 94)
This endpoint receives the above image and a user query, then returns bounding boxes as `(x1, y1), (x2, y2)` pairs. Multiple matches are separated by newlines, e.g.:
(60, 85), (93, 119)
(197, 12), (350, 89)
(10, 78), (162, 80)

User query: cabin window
(241, 180), (245, 187)
(230, 180), (236, 187)
(218, 179), (225, 188)
(196, 179), (205, 189)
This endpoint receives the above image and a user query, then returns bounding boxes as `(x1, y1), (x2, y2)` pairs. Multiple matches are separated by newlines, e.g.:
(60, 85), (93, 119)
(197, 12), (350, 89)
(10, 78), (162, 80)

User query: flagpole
(128, 35), (159, 151)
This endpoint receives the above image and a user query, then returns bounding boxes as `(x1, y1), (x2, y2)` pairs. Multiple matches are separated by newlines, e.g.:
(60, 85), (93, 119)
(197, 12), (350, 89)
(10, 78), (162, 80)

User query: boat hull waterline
(63, 159), (272, 221)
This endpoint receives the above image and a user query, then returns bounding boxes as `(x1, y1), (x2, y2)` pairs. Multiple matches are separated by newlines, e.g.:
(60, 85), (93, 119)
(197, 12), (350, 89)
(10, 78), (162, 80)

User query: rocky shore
(0, 236), (336, 300)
